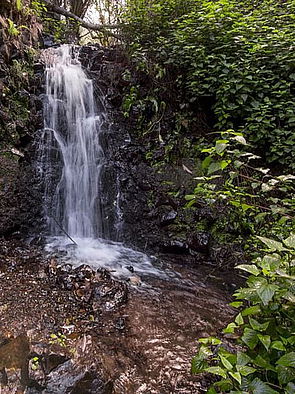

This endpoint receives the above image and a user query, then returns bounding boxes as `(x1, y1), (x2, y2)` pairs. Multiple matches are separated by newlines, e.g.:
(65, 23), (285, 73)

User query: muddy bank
(0, 239), (235, 393)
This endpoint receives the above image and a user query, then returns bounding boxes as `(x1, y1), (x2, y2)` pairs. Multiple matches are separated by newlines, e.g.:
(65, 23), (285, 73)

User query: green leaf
(208, 162), (221, 174)
(286, 382), (295, 394)
(229, 301), (244, 308)
(205, 366), (227, 379)
(256, 236), (287, 251)
(233, 135), (247, 145)
(249, 317), (269, 332)
(207, 388), (217, 394)
(277, 352), (295, 368)
(220, 159), (231, 169)
(257, 284), (278, 305)
(271, 341), (286, 351)
(236, 365), (257, 376)
(223, 322), (237, 334)
(249, 378), (279, 393)
(215, 142), (228, 154)
(191, 354), (207, 374)
(236, 264), (260, 276)
(276, 365), (295, 386)
(229, 371), (242, 384)
(254, 355), (276, 371)
(237, 351), (251, 366)
(202, 156), (212, 169)
(283, 233), (295, 249)
(214, 379), (233, 391)
(242, 305), (261, 316)
(241, 328), (258, 350)
(257, 334), (271, 350)
(235, 313), (244, 326)
(220, 355), (233, 371)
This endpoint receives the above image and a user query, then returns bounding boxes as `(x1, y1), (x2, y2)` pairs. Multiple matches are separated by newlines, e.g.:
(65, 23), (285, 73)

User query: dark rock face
(0, 44), (236, 266)
(76, 46), (217, 260)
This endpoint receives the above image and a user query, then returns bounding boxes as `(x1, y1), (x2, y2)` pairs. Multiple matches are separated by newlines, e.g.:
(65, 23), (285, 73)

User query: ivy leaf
(235, 313), (244, 325)
(249, 378), (279, 393)
(276, 365), (295, 386)
(202, 156), (212, 169)
(215, 141), (228, 154)
(229, 301), (243, 308)
(207, 387), (217, 394)
(249, 317), (269, 332)
(208, 162), (221, 174)
(236, 264), (260, 276)
(257, 334), (271, 350)
(220, 355), (233, 370)
(241, 328), (258, 349)
(223, 322), (237, 334)
(229, 371), (242, 384)
(271, 341), (286, 351)
(276, 352), (295, 368)
(254, 355), (276, 371)
(205, 366), (227, 379)
(237, 351), (251, 366)
(283, 233), (295, 249)
(256, 236), (288, 251)
(257, 284), (278, 305)
(236, 365), (257, 376)
(242, 305), (261, 316)
(191, 354), (207, 374)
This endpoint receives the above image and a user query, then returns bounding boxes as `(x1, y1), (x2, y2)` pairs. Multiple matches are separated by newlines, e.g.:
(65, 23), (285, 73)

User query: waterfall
(39, 45), (104, 238)
(37, 44), (163, 279)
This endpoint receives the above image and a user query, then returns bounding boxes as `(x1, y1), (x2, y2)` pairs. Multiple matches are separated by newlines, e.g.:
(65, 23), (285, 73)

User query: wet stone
(162, 240), (189, 255)
(187, 231), (210, 254)
(43, 354), (69, 374)
(44, 361), (106, 394)
(160, 210), (178, 226)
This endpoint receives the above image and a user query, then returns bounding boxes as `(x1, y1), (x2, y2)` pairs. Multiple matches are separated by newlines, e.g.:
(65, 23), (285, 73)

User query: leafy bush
(185, 131), (295, 241)
(192, 234), (295, 393)
(122, 0), (295, 170)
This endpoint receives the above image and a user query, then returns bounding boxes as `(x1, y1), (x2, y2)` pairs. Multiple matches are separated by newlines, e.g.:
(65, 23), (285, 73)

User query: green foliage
(7, 19), (20, 36)
(192, 235), (295, 393)
(185, 131), (295, 239)
(122, 0), (295, 170)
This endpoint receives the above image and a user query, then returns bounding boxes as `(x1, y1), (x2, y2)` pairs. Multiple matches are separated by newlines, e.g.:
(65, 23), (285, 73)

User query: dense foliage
(192, 234), (295, 393)
(122, 0), (295, 170)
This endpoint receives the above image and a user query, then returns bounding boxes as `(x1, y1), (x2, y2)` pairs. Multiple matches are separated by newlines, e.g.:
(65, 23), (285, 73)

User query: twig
(50, 215), (77, 245)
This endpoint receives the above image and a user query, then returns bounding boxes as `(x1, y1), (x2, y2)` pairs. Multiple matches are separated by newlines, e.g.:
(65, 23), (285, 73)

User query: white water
(38, 45), (163, 279)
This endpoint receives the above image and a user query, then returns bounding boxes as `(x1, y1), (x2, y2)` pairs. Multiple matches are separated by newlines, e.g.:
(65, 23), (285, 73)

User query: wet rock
(162, 240), (189, 255)
(45, 361), (107, 394)
(125, 265), (134, 273)
(160, 210), (178, 226)
(44, 354), (69, 374)
(187, 231), (210, 254)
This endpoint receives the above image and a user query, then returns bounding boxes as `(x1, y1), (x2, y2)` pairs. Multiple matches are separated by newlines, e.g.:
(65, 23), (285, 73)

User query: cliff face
(0, 42), (240, 267)
(79, 46), (212, 259)
(0, 2), (44, 236)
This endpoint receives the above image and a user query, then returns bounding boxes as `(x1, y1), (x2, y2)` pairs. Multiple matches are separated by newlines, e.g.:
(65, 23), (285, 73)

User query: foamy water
(45, 236), (165, 279)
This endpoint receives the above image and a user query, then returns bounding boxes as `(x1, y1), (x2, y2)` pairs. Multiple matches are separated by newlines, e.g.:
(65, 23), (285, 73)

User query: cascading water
(37, 45), (163, 279)
(41, 45), (104, 238)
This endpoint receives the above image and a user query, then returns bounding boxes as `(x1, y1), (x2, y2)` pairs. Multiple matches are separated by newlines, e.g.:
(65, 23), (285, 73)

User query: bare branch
(42, 0), (121, 36)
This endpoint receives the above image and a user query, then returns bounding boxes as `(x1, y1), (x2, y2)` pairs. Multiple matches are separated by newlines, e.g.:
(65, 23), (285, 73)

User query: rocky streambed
(0, 237), (236, 393)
